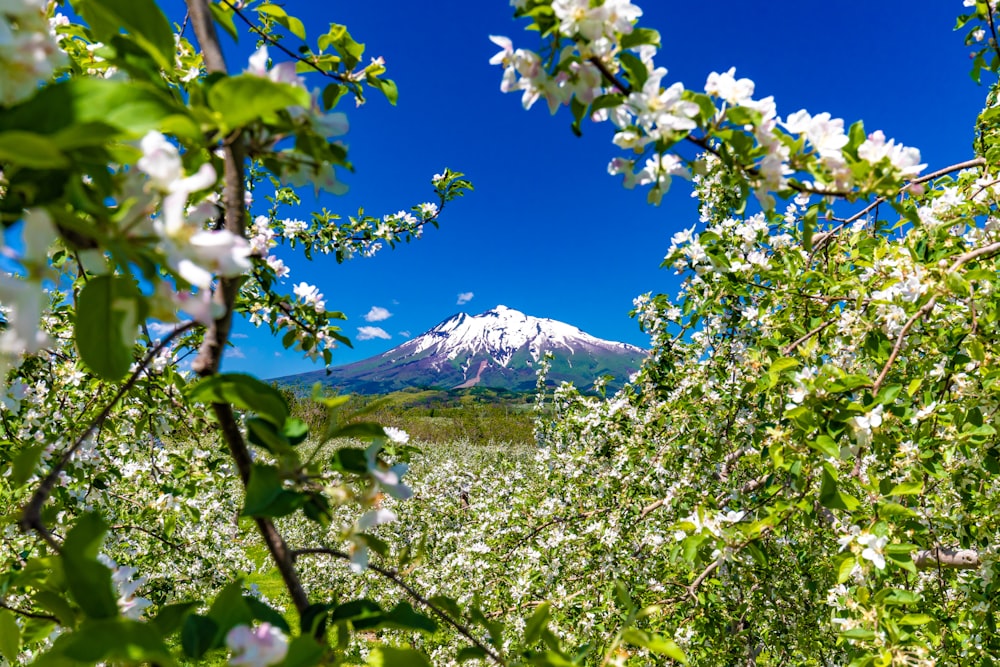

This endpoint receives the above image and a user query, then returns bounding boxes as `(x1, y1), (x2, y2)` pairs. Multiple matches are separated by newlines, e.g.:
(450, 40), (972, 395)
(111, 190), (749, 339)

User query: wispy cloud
(457, 291), (474, 305)
(364, 306), (392, 322)
(357, 326), (391, 341)
(399, 330), (411, 338)
(231, 333), (249, 339)
(227, 346), (247, 359)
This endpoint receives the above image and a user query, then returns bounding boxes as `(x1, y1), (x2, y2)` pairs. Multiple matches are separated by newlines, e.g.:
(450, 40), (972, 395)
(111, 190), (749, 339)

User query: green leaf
(181, 614), (219, 659)
(76, 275), (142, 381)
(523, 602), (551, 646)
(367, 647), (432, 667)
(283, 418), (310, 445)
(899, 613), (934, 626)
(837, 555), (856, 584)
(51, 618), (174, 665)
(257, 3), (307, 40)
(74, 0), (176, 71)
(207, 580), (253, 640)
(810, 435), (840, 459)
(279, 635), (325, 667)
(247, 417), (293, 455)
(888, 480), (923, 496)
(878, 502), (918, 520)
(61, 514), (119, 619)
(840, 628), (876, 640)
(0, 79), (192, 139)
(819, 465), (860, 512)
(885, 544), (917, 574)
(619, 51), (648, 89)
(11, 444), (45, 487)
(0, 610), (20, 663)
(330, 599), (383, 627)
(33, 591), (77, 627)
(207, 75), (311, 132)
(242, 464), (303, 518)
(457, 646), (489, 663)
(368, 77), (398, 105)
(381, 602), (437, 633)
(245, 596), (291, 634)
(614, 580), (634, 611)
(428, 595), (462, 619)
(326, 422), (386, 441)
(186, 373), (289, 427)
(0, 131), (68, 168)
(620, 27), (661, 49)
(621, 629), (687, 663)
(329, 447), (370, 474)
(208, 2), (239, 41)
(151, 601), (198, 637)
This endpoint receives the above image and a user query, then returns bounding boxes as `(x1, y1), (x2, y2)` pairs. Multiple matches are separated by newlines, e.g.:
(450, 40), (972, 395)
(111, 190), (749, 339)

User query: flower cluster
(0, 0), (66, 106)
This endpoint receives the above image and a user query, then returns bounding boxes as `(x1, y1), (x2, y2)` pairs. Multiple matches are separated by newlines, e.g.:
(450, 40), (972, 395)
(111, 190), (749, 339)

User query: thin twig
(782, 317), (836, 356)
(217, 0), (350, 83)
(0, 601), (58, 622)
(19, 322), (197, 543)
(292, 547), (506, 666)
(812, 157), (987, 253)
(871, 240), (1000, 395)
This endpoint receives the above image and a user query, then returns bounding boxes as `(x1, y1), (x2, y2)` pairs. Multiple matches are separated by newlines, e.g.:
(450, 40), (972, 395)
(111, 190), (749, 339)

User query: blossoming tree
(1, 0), (1000, 666)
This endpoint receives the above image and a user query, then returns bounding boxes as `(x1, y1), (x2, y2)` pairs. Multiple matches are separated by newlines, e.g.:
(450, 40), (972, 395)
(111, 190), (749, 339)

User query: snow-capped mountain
(276, 305), (647, 394)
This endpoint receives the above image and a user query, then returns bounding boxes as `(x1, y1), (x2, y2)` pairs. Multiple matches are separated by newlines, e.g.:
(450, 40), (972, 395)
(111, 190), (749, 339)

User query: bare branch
(914, 547), (981, 570)
(292, 547), (506, 666)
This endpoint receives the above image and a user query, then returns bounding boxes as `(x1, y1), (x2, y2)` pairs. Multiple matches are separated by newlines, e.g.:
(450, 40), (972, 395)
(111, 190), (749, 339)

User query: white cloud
(357, 326), (391, 341)
(457, 291), (474, 305)
(227, 346), (247, 359)
(231, 332), (249, 339)
(146, 321), (177, 338)
(399, 330), (411, 338)
(364, 306), (392, 322)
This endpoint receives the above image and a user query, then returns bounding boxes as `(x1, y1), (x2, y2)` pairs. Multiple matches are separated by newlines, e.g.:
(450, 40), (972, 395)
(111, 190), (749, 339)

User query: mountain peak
(276, 306), (646, 394)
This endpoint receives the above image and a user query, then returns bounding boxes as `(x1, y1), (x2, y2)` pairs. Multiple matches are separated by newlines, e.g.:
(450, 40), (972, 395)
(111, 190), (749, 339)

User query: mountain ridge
(275, 305), (646, 394)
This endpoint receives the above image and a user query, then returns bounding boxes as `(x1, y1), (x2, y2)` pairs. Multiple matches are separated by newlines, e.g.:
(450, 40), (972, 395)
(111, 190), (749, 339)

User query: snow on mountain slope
(276, 305), (647, 394)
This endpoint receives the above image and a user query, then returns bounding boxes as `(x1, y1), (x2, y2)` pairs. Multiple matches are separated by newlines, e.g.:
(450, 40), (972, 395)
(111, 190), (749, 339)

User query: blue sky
(186, 1), (988, 378)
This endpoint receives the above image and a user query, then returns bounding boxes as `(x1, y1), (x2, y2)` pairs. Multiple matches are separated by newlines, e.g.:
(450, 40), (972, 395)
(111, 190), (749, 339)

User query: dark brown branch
(292, 547), (506, 666)
(0, 600), (58, 622)
(185, 0), (311, 620)
(986, 8), (1000, 66)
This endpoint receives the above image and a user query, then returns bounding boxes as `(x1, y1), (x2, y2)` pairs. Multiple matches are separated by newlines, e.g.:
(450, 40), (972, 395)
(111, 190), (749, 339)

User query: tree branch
(871, 239), (1000, 395)
(217, 0), (351, 84)
(812, 157), (987, 252)
(914, 547), (981, 570)
(185, 0), (311, 620)
(20, 322), (197, 546)
(292, 547), (506, 666)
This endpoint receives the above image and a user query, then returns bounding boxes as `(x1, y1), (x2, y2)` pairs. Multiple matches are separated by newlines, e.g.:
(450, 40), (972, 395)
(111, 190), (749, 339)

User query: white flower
(383, 426), (410, 445)
(365, 443), (412, 500)
(226, 623), (288, 667)
(705, 67), (755, 107)
(856, 533), (888, 570)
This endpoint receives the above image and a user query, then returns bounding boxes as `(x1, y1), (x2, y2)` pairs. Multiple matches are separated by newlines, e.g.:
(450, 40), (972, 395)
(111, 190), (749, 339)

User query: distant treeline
(278, 386), (538, 446)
